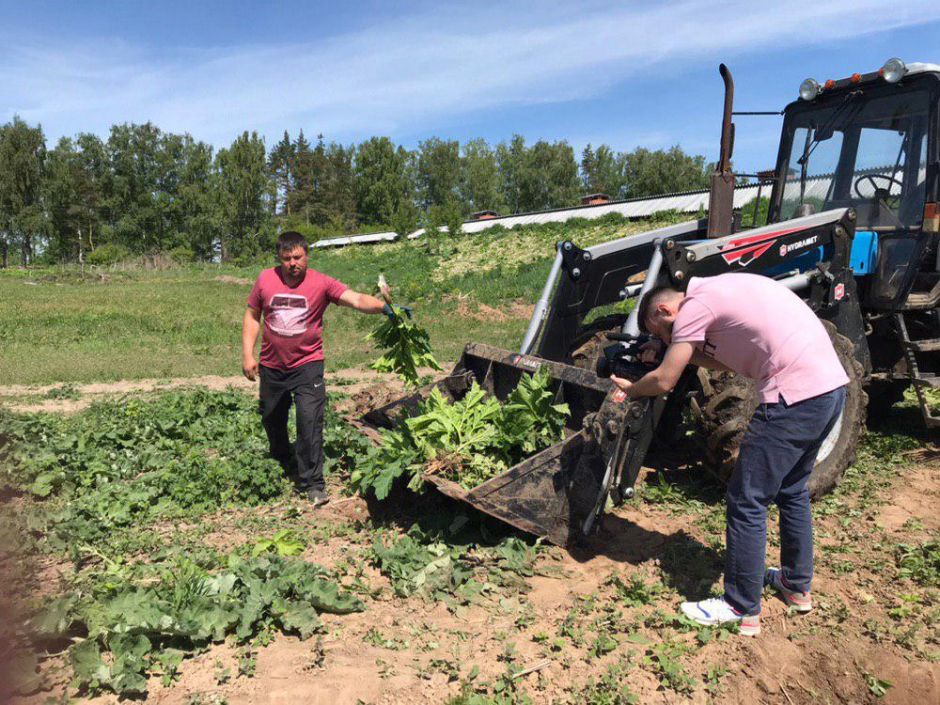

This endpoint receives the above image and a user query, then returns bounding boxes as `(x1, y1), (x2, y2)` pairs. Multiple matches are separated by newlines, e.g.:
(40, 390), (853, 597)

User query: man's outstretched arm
(337, 289), (392, 314)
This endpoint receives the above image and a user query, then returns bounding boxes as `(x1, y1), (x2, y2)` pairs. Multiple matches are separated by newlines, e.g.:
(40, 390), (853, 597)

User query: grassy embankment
(0, 215), (679, 386)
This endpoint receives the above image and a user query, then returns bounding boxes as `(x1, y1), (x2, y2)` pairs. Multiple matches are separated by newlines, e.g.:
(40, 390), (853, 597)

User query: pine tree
(288, 130), (313, 222)
(216, 131), (271, 261)
(354, 137), (411, 226)
(268, 130), (295, 216)
(322, 142), (356, 230)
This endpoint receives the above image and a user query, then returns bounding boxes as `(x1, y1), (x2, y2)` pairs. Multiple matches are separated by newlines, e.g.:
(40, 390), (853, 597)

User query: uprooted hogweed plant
(368, 304), (442, 387)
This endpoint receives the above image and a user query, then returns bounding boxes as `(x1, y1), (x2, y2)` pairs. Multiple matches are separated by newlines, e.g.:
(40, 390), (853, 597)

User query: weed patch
(31, 554), (362, 697)
(896, 540), (939, 587)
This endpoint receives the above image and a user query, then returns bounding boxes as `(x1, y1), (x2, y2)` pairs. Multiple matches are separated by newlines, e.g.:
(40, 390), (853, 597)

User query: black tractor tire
(865, 379), (909, 422)
(695, 320), (867, 499)
(568, 314), (629, 371)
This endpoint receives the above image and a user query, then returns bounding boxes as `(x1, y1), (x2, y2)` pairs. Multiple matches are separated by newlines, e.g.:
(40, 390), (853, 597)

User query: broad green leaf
(278, 602), (322, 639)
(29, 471), (59, 497)
(69, 640), (109, 687)
(30, 596), (75, 637)
(304, 579), (365, 614)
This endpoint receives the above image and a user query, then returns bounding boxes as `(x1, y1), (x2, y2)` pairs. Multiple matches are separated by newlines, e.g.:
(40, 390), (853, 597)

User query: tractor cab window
(778, 87), (930, 230)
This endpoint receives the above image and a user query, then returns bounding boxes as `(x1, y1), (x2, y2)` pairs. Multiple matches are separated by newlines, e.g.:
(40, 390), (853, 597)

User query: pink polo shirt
(670, 273), (848, 404)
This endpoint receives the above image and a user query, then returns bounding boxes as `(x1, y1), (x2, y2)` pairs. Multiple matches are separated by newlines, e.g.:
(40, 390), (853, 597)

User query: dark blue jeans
(723, 386), (846, 615)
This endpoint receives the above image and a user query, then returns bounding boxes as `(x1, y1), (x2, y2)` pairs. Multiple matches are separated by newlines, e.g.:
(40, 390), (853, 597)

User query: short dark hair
(636, 285), (680, 333)
(276, 230), (308, 255)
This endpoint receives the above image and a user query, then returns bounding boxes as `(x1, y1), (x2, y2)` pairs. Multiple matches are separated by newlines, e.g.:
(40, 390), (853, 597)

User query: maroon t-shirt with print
(246, 267), (347, 370)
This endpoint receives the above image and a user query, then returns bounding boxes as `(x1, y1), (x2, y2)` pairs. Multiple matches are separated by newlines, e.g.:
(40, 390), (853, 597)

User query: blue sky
(3, 1), (940, 173)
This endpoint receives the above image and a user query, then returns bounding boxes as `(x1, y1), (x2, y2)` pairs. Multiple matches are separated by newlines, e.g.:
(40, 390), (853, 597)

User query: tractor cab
(768, 59), (940, 312)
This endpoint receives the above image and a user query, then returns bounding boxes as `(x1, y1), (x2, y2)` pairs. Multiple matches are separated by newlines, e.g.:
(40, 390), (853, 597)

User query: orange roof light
(824, 79), (835, 90)
(850, 73), (862, 84)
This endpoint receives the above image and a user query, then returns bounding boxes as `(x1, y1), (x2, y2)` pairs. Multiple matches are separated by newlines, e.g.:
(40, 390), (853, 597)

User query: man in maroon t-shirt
(242, 231), (395, 506)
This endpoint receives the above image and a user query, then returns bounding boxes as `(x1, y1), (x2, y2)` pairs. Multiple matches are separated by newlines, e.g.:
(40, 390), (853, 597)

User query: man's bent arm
(625, 342), (696, 398)
(337, 289), (387, 314)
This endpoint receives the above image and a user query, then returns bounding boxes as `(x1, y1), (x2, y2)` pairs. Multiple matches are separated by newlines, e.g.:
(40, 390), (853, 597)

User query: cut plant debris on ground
(1, 376), (937, 705)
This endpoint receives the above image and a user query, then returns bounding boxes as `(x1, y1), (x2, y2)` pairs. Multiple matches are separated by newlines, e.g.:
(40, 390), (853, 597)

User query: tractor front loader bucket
(355, 343), (635, 546)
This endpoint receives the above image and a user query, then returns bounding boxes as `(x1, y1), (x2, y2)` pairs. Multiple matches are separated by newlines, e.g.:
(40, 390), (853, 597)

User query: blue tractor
(361, 59), (939, 546)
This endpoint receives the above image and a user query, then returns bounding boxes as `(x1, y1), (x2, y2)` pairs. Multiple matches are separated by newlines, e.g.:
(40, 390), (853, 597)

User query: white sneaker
(680, 597), (761, 636)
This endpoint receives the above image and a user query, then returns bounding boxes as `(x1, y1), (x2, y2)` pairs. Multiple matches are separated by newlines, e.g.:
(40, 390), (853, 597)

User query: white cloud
(2, 0), (939, 147)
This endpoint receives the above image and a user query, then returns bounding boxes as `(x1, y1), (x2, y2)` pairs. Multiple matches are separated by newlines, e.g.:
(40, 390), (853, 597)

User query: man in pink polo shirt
(610, 272), (847, 636)
(242, 231), (398, 506)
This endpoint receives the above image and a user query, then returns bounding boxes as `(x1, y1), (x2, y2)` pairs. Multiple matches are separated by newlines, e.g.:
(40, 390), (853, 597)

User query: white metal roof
(311, 231), (397, 249)
(404, 185), (769, 240)
(313, 182), (782, 248)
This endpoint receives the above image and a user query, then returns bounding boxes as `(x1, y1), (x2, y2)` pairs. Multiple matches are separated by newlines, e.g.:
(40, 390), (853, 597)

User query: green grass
(0, 256), (523, 385)
(0, 272), (529, 385)
(0, 214), (684, 385)
(0, 271), (248, 384)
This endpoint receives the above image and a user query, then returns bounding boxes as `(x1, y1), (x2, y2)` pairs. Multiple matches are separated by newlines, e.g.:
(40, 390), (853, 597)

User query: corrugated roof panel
(313, 231), (398, 248)
(406, 186), (764, 238)
(315, 179), (834, 248)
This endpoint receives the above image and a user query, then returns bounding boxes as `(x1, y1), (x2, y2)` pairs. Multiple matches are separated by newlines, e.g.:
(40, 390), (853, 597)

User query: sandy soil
(0, 367), (443, 415)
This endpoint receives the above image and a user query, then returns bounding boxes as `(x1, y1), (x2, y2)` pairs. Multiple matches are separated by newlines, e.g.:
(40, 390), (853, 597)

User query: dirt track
(0, 367), (437, 415)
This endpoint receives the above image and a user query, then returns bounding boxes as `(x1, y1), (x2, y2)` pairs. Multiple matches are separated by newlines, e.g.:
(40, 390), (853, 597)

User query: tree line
(0, 116), (712, 266)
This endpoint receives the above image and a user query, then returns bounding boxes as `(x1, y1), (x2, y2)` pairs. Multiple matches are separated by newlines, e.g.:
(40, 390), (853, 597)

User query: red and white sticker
(834, 283), (845, 300)
(511, 354), (542, 371)
(719, 226), (805, 268)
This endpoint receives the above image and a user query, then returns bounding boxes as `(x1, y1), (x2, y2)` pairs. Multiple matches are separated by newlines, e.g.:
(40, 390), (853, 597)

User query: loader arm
(527, 219), (708, 362)
(657, 207), (870, 373)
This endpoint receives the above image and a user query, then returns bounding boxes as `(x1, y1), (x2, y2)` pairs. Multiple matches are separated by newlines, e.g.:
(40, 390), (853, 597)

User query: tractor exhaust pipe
(707, 63), (736, 239)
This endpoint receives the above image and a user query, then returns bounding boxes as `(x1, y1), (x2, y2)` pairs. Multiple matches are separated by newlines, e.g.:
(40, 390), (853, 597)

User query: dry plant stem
(512, 659), (552, 680)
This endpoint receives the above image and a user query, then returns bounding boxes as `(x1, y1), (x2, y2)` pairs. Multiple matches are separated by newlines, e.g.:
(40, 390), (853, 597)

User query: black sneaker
(306, 487), (330, 507)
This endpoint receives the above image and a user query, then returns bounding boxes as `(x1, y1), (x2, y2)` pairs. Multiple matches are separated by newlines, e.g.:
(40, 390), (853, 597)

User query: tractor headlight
(799, 78), (821, 101)
(881, 57), (906, 83)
